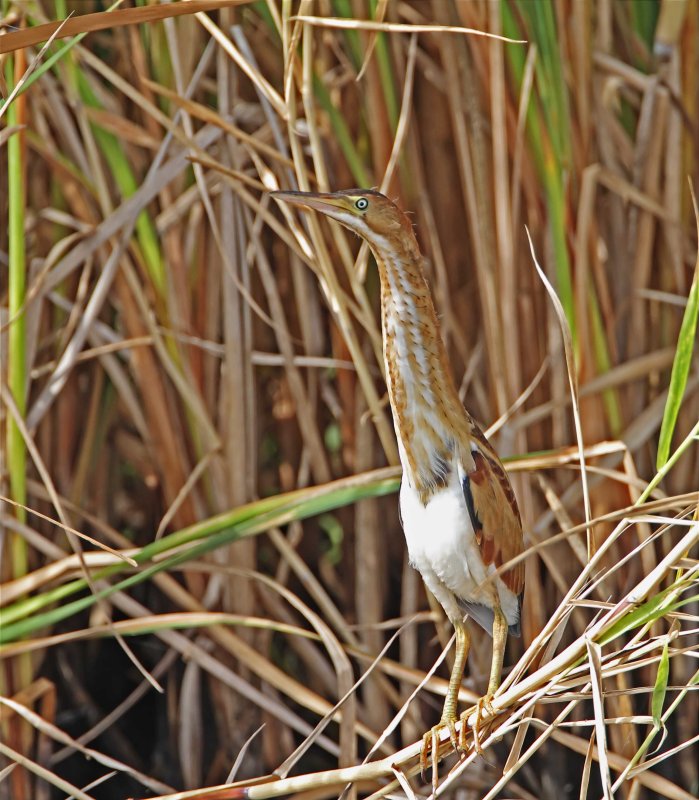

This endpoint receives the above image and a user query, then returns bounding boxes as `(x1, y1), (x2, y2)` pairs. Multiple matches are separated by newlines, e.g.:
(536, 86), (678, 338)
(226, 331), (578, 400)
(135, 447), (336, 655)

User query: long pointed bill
(270, 190), (347, 215)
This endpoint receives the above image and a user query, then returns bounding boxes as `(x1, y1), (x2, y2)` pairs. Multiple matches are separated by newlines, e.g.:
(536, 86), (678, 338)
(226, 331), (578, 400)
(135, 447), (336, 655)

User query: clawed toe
(459, 695), (496, 754)
(458, 707), (472, 751)
(476, 693), (496, 746)
(420, 718), (462, 789)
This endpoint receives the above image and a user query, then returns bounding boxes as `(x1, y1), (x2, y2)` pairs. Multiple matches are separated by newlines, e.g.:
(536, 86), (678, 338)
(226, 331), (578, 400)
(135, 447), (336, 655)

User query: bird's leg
(486, 605), (508, 699)
(421, 619), (470, 788)
(462, 605), (508, 752)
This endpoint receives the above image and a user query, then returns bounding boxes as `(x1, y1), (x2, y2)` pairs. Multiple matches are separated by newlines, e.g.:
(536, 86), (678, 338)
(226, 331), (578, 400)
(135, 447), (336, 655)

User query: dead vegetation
(0, 1), (698, 799)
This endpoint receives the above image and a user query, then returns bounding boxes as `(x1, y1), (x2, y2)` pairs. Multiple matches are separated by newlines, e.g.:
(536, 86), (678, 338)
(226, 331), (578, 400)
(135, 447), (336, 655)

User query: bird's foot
(459, 694), (496, 754)
(420, 716), (460, 790)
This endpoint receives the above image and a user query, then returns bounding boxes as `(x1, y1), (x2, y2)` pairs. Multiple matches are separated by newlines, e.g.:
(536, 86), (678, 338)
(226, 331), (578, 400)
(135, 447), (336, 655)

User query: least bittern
(271, 189), (524, 784)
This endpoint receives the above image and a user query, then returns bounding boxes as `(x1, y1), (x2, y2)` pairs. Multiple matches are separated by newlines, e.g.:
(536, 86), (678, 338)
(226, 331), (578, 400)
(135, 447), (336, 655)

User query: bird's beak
(270, 190), (346, 215)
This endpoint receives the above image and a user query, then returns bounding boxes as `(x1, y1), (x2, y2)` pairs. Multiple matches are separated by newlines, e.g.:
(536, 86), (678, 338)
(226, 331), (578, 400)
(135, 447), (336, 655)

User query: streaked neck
(373, 241), (466, 500)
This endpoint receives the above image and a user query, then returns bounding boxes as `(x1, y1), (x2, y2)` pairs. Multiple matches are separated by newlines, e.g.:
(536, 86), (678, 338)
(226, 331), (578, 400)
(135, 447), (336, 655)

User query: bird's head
(270, 189), (416, 254)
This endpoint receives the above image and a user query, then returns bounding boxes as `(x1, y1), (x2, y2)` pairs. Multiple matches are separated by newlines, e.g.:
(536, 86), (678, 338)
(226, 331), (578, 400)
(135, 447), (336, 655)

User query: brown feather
(463, 425), (525, 598)
(271, 188), (526, 609)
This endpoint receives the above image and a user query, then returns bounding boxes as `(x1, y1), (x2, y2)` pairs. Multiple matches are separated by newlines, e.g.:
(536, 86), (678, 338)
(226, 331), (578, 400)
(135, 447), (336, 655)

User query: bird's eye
(355, 198), (368, 211)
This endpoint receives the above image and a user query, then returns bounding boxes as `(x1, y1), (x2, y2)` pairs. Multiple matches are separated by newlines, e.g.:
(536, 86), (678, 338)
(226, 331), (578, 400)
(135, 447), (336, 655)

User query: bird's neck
(373, 242), (468, 501)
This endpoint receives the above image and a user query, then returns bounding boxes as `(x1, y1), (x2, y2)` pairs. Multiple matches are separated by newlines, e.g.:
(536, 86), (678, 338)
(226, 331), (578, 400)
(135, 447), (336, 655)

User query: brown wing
(460, 423), (525, 599)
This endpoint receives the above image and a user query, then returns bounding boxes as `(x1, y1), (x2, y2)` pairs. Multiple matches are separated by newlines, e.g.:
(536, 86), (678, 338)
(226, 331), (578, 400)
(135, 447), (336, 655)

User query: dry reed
(0, 2), (697, 799)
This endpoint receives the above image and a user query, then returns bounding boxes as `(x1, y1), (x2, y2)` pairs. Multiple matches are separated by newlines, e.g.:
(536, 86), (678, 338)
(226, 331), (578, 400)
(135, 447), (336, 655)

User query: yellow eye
(355, 197), (368, 211)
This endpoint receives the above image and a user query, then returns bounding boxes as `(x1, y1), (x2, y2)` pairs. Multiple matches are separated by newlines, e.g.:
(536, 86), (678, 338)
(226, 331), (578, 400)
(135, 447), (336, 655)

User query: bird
(271, 188), (524, 784)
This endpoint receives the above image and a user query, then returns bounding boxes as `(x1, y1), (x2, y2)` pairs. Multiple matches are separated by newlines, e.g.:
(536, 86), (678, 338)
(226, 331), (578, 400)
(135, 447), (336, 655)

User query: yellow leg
(463, 605), (508, 752)
(421, 619), (470, 788)
(442, 618), (470, 723)
(487, 605), (508, 697)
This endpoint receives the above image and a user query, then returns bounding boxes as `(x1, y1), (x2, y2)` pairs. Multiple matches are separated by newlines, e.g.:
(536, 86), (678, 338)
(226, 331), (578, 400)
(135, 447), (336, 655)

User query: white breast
(399, 467), (519, 628)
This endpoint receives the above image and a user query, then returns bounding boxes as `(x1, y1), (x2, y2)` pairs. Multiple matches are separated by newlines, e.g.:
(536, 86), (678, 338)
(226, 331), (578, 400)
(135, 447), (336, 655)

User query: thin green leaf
(0, 469), (399, 643)
(651, 640), (670, 729)
(5, 55), (28, 539)
(657, 183), (699, 468)
(598, 584), (697, 646)
(333, 0), (364, 68)
(313, 74), (371, 186)
(503, 3), (576, 342)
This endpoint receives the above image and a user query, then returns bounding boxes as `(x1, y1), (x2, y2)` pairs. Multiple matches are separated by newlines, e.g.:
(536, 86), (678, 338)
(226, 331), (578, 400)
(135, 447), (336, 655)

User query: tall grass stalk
(0, 2), (697, 798)
(5, 54), (28, 559)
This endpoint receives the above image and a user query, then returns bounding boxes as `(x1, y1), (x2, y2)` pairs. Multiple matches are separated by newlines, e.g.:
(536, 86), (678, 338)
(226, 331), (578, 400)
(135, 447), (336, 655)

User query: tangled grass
(1, 2), (698, 799)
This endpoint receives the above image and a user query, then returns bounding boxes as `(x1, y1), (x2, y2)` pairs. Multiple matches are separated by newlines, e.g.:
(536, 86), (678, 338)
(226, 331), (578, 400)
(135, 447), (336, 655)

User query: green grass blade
(629, 0), (660, 54)
(333, 0), (364, 68)
(524, 0), (571, 166)
(313, 75), (371, 186)
(656, 191), (699, 469)
(598, 579), (697, 646)
(3, 47), (33, 702)
(5, 57), (28, 544)
(651, 640), (670, 730)
(74, 73), (165, 294)
(502, 2), (576, 343)
(0, 471), (399, 643)
(368, 0), (399, 131)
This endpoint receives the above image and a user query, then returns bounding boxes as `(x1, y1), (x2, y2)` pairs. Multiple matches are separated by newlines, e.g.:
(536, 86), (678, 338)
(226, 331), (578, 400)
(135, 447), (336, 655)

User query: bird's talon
(431, 727), (439, 790)
(482, 694), (496, 718)
(472, 694), (496, 753)
(447, 719), (459, 752)
(419, 728), (432, 782)
(458, 705), (475, 751)
(420, 719), (460, 788)
(456, 697), (497, 755)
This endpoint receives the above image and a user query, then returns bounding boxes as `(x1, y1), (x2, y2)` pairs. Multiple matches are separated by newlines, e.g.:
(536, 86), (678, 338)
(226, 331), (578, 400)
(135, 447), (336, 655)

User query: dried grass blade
(0, 696), (172, 794)
(359, 630), (453, 765)
(0, 13), (73, 116)
(196, 12), (287, 119)
(526, 227), (593, 553)
(242, 570), (357, 770)
(227, 724), (265, 783)
(0, 0), (249, 54)
(275, 624), (408, 778)
(39, 122), (222, 290)
(579, 730), (595, 800)
(469, 698), (582, 800)
(0, 740), (95, 800)
(0, 497), (136, 567)
(550, 726), (696, 800)
(143, 79), (292, 166)
(2, 385), (163, 693)
(108, 593), (342, 759)
(585, 640), (613, 799)
(390, 764), (417, 800)
(503, 715), (529, 773)
(292, 16), (526, 43)
(379, 34), (417, 193)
